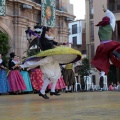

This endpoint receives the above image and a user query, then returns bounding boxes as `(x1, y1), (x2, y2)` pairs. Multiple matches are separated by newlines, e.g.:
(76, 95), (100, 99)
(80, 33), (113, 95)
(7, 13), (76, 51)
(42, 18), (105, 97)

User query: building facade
(0, 0), (75, 58)
(68, 20), (86, 56)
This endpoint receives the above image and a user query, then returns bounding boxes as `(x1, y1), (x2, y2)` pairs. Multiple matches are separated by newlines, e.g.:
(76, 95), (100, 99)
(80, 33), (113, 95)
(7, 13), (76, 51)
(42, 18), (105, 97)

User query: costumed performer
(21, 47), (82, 99)
(21, 26), (82, 99)
(8, 55), (26, 94)
(91, 5), (120, 85)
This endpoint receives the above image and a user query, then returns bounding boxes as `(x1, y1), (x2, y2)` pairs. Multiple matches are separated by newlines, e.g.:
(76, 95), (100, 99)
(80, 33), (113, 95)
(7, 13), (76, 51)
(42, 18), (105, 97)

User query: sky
(70, 0), (85, 20)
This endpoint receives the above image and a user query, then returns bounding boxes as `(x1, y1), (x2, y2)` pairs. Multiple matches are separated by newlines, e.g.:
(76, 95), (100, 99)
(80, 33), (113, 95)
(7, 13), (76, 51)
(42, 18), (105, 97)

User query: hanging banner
(41, 0), (56, 27)
(0, 0), (6, 16)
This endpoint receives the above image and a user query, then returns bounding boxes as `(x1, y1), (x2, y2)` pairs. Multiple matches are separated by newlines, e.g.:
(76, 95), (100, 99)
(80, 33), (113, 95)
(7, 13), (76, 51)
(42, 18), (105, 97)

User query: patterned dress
(30, 67), (43, 91)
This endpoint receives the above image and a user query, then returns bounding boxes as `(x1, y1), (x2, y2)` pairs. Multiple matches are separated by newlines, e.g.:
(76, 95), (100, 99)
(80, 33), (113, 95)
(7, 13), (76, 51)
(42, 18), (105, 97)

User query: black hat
(10, 52), (15, 58)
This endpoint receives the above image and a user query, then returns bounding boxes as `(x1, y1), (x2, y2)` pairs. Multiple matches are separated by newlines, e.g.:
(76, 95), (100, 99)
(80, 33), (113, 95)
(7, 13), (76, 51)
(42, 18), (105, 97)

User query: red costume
(91, 9), (120, 74)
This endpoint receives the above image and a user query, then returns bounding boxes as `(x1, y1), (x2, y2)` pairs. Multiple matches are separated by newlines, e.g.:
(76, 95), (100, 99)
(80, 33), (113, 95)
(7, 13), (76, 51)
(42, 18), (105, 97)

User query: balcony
(31, 0), (41, 4)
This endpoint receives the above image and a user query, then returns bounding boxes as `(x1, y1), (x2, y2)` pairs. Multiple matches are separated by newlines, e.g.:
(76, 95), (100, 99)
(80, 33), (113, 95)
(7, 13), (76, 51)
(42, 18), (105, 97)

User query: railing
(31, 0), (67, 11)
(31, 0), (41, 4)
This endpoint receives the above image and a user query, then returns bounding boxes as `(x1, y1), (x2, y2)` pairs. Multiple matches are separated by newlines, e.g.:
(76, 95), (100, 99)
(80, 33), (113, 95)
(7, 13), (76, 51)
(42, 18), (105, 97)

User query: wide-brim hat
(23, 46), (82, 64)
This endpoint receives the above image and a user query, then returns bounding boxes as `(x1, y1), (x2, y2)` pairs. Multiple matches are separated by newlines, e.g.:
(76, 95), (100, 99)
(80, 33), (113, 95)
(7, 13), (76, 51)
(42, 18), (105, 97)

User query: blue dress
(20, 70), (33, 92)
(0, 61), (10, 94)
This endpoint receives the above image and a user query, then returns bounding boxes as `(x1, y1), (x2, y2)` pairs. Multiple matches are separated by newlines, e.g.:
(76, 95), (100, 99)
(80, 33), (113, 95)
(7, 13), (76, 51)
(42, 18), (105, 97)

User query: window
(73, 36), (77, 45)
(56, 0), (59, 10)
(72, 24), (77, 34)
(108, 0), (120, 12)
(90, 0), (93, 19)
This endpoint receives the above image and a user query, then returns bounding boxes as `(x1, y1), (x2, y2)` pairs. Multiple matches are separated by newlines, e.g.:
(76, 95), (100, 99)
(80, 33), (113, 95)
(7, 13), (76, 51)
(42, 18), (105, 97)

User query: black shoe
(50, 92), (60, 96)
(39, 92), (49, 99)
(45, 89), (50, 93)
(68, 90), (73, 93)
(55, 90), (59, 93)
(113, 50), (120, 59)
(65, 90), (68, 93)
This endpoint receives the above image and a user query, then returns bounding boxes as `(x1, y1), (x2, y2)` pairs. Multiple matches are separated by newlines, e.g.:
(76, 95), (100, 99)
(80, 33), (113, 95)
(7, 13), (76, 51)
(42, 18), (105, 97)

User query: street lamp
(25, 23), (42, 52)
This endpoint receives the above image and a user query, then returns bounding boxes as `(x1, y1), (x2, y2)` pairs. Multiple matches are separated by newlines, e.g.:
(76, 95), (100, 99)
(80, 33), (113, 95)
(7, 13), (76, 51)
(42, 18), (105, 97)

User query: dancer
(0, 53), (10, 94)
(19, 56), (33, 93)
(8, 55), (26, 94)
(8, 52), (15, 69)
(91, 5), (120, 78)
(21, 26), (82, 99)
(62, 63), (75, 93)
(40, 26), (66, 51)
(21, 46), (82, 99)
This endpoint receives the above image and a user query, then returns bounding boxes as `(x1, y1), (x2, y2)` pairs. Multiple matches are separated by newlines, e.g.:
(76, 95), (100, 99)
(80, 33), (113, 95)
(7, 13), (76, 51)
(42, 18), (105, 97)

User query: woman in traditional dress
(0, 53), (10, 94)
(8, 55), (26, 93)
(19, 56), (33, 93)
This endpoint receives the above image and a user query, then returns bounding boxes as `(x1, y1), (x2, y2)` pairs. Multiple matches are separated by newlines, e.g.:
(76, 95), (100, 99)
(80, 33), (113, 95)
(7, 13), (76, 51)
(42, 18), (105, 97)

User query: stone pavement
(0, 91), (120, 120)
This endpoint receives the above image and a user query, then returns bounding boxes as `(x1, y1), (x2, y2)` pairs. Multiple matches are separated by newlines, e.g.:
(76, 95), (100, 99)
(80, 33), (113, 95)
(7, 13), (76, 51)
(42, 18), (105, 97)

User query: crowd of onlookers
(0, 52), (77, 95)
(108, 81), (120, 91)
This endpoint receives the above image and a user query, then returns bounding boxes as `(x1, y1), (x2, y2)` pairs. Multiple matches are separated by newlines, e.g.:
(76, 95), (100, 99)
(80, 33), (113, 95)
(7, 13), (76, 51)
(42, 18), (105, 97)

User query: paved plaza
(0, 91), (120, 120)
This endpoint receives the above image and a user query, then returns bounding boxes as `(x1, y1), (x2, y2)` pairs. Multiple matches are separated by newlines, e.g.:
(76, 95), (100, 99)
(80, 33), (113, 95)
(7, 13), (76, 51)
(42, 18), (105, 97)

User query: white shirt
(106, 9), (116, 31)
(21, 56), (61, 80)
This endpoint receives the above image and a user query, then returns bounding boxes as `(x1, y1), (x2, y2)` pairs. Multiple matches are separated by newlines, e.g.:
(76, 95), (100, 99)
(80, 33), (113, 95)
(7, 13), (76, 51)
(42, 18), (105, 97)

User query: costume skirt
(0, 69), (10, 93)
(30, 68), (43, 91)
(20, 71), (33, 92)
(8, 70), (26, 92)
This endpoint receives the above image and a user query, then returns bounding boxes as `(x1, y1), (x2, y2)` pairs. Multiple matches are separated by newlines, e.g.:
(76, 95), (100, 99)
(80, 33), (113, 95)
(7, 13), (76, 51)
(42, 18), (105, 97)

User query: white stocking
(100, 71), (105, 77)
(69, 86), (71, 91)
(51, 81), (57, 92)
(65, 86), (68, 91)
(40, 78), (50, 94)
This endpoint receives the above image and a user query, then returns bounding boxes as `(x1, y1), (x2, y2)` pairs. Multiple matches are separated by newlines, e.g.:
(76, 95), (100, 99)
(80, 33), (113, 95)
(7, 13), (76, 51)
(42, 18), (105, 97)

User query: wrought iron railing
(31, 0), (41, 4)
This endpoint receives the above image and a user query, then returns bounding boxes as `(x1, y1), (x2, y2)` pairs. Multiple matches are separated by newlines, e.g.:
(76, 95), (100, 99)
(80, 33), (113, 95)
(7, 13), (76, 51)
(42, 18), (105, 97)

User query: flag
(41, 0), (56, 27)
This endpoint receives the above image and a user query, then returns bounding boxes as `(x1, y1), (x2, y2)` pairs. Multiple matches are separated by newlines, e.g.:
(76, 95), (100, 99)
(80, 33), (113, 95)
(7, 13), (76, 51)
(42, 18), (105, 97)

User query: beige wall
(115, 13), (120, 21)
(93, 0), (107, 51)
(67, 0), (73, 15)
